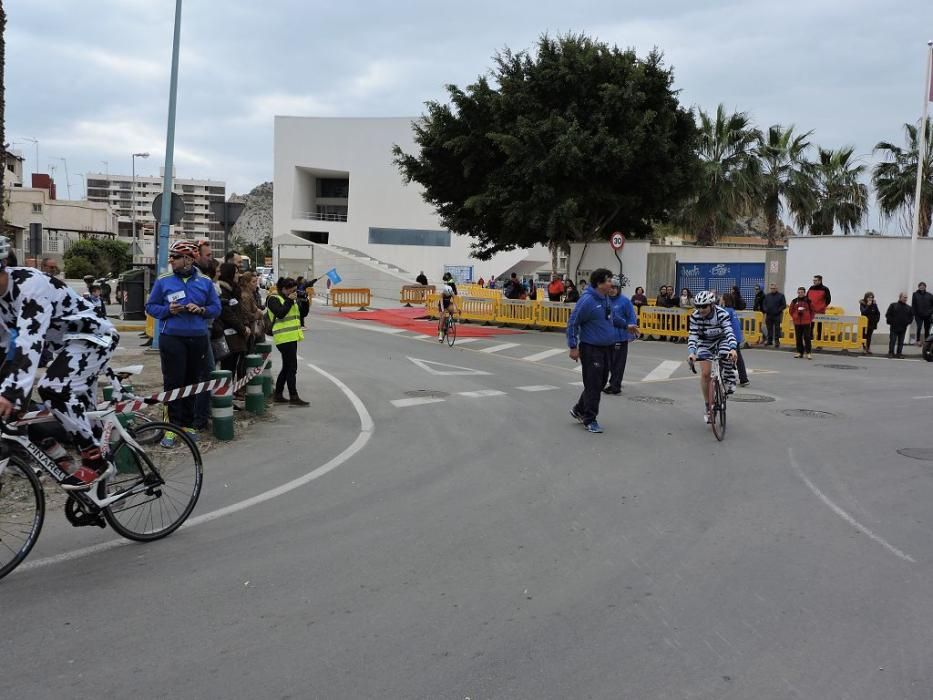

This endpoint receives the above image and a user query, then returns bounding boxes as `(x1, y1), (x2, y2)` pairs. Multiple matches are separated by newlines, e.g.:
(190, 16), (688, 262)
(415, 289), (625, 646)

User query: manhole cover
(896, 448), (933, 461)
(404, 389), (449, 399)
(822, 364), (864, 370)
(782, 409), (835, 418)
(626, 395), (675, 405)
(730, 394), (776, 403)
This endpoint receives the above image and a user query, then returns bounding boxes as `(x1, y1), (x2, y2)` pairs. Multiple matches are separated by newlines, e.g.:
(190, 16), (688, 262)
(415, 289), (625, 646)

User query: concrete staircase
(279, 243), (414, 309)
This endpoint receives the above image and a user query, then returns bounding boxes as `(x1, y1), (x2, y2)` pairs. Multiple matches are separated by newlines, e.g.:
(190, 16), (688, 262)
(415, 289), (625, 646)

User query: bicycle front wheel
(446, 318), (457, 346)
(0, 454), (45, 580)
(102, 422), (203, 541)
(711, 381), (726, 441)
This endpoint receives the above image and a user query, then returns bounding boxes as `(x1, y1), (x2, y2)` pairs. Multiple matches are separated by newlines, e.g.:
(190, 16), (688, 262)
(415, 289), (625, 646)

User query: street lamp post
(131, 152), (150, 248)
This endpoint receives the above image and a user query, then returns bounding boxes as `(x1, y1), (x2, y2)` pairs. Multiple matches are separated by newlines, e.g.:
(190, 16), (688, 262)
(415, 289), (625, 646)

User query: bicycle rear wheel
(0, 454), (45, 580)
(101, 422), (202, 541)
(711, 381), (726, 441)
(446, 317), (457, 346)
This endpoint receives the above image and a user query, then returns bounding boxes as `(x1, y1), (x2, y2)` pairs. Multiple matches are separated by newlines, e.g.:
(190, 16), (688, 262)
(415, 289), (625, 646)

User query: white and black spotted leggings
(36, 339), (116, 451)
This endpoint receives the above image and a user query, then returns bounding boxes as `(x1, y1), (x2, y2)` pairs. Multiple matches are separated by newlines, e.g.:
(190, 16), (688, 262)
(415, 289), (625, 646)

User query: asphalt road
(3, 307), (933, 699)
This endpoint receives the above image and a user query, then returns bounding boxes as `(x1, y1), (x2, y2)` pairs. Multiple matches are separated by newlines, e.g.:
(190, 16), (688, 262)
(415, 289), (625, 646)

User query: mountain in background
(229, 181), (273, 246)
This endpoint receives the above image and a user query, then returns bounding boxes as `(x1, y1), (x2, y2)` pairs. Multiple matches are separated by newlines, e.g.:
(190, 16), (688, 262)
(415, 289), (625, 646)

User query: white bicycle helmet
(694, 290), (716, 306)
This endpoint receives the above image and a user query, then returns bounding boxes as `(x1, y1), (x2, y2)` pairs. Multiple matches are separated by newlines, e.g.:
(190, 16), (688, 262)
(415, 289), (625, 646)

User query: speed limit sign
(609, 231), (625, 250)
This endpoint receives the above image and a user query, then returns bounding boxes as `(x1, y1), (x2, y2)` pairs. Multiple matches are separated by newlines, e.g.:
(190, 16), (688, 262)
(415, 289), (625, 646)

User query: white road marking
(413, 335), (431, 340)
(569, 381), (585, 387)
(453, 337), (479, 344)
(18, 362), (375, 575)
(522, 348), (565, 362)
(913, 396), (933, 400)
(407, 357), (491, 376)
(458, 389), (506, 398)
(516, 385), (560, 392)
(315, 317), (408, 334)
(297, 354), (305, 360)
(788, 449), (915, 564)
(642, 360), (681, 382)
(391, 397), (447, 407)
(481, 342), (521, 353)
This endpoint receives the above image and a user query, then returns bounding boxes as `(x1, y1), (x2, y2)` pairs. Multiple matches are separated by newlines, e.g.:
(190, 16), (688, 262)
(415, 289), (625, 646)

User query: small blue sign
(326, 268), (342, 285)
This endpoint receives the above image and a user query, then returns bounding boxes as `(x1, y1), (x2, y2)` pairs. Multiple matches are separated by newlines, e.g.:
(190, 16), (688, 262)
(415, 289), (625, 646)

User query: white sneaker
(437, 333), (443, 342)
(704, 412), (711, 424)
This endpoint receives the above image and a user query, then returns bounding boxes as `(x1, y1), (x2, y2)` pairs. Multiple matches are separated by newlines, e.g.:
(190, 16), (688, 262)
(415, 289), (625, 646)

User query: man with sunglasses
(145, 240), (221, 446)
(687, 290), (738, 424)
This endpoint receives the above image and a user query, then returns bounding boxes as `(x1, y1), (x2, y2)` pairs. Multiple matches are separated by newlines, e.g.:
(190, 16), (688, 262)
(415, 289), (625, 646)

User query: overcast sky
(7, 0), (933, 231)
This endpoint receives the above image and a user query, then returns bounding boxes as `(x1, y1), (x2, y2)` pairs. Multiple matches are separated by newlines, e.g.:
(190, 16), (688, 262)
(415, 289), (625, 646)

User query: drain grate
(782, 409), (835, 418)
(896, 448), (933, 461)
(626, 395), (675, 405)
(730, 394), (776, 403)
(404, 389), (449, 399)
(822, 364), (864, 370)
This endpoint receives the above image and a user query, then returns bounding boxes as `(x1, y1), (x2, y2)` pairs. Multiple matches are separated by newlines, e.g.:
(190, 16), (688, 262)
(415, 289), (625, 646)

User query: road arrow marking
(407, 357), (492, 376)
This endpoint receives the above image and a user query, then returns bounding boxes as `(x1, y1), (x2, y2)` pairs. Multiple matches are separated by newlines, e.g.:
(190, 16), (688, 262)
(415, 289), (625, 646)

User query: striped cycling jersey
(687, 305), (737, 356)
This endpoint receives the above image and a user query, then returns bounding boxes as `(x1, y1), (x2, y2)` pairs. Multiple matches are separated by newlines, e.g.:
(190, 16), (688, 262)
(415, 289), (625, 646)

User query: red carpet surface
(340, 307), (523, 337)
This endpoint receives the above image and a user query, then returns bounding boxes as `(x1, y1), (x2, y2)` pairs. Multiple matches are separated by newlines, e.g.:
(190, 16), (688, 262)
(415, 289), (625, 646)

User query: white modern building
(273, 116), (548, 297)
(86, 169), (226, 257)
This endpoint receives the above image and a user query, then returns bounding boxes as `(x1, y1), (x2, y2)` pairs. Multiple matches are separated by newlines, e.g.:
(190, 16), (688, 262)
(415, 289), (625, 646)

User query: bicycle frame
(0, 407), (149, 511)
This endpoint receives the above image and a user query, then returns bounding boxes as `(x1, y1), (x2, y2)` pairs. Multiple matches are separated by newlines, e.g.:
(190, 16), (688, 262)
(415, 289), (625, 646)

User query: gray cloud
(7, 0), (933, 227)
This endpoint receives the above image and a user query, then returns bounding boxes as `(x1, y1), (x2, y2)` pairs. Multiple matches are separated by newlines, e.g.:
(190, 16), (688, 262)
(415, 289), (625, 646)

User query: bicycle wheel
(0, 454), (45, 580)
(101, 422), (202, 541)
(128, 412), (162, 445)
(446, 317), (457, 346)
(711, 381), (726, 441)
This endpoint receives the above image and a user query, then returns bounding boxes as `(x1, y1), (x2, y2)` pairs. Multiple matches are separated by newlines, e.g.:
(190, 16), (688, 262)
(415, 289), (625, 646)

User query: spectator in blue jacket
(604, 276), (639, 395)
(145, 240), (221, 447)
(566, 268), (629, 434)
(721, 292), (750, 387)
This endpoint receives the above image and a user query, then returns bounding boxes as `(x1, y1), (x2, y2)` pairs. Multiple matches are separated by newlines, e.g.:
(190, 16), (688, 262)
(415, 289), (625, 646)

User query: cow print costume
(0, 268), (119, 450)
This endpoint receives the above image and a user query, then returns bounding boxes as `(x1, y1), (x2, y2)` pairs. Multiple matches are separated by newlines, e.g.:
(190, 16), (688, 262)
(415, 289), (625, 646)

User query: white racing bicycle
(0, 366), (203, 580)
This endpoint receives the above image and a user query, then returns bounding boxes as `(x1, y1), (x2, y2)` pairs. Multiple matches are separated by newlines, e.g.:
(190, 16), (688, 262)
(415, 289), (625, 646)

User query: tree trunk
(921, 200), (931, 238)
(766, 210), (778, 247)
(696, 220), (715, 246)
(549, 240), (559, 275)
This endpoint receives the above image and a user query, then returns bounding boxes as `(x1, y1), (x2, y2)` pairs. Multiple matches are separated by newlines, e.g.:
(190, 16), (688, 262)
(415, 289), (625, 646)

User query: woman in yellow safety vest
(265, 277), (309, 406)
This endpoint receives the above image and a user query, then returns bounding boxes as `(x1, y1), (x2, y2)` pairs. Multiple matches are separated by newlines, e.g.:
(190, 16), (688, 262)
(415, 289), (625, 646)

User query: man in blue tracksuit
(567, 268), (631, 434)
(604, 276), (640, 395)
(145, 240), (221, 445)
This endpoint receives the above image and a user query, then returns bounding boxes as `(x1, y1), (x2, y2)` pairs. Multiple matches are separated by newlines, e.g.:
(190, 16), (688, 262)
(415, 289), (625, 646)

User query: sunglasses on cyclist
(696, 304), (710, 309)
(169, 254), (185, 260)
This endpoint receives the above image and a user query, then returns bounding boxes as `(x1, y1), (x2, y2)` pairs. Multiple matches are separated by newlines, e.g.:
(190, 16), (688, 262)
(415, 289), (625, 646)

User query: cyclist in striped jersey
(687, 290), (738, 423)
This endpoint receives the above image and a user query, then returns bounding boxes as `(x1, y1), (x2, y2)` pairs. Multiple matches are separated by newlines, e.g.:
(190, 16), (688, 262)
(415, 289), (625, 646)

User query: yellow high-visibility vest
(267, 295), (304, 345)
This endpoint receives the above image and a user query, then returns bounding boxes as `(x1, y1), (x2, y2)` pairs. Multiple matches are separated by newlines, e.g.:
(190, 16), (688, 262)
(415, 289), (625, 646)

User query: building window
(315, 204), (348, 222)
(32, 203), (42, 213)
(368, 227), (451, 247)
(317, 178), (349, 199)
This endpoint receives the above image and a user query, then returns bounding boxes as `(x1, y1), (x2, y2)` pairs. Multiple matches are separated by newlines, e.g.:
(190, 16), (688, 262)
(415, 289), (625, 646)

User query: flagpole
(907, 40), (932, 341)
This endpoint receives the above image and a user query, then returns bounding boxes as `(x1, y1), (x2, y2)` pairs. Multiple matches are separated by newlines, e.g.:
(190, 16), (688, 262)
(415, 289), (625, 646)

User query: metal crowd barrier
(330, 288), (372, 311)
(400, 285), (434, 307)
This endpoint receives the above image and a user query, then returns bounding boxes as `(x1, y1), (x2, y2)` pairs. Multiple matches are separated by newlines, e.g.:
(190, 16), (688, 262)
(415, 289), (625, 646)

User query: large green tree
(393, 34), (699, 267)
(873, 118), (933, 237)
(756, 124), (813, 247)
(800, 147), (868, 236)
(680, 104), (761, 246)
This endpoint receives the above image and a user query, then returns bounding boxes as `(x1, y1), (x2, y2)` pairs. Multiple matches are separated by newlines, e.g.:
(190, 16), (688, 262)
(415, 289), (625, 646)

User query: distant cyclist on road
(687, 291), (737, 424)
(437, 280), (458, 342)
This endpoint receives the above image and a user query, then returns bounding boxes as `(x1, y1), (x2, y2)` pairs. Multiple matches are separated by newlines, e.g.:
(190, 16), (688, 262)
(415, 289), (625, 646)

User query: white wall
(785, 236), (933, 317)
(568, 240), (650, 291)
(273, 116), (546, 283)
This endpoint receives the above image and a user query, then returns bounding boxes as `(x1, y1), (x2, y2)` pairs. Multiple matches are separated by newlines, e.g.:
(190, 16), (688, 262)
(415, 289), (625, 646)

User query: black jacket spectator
(886, 299), (913, 331)
(911, 288), (933, 319)
(416, 272), (428, 286)
(762, 291), (787, 318)
(860, 300), (880, 331)
(753, 287), (765, 312)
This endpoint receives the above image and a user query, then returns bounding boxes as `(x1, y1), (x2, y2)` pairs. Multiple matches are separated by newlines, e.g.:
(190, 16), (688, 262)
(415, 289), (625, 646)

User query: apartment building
(85, 169), (226, 257)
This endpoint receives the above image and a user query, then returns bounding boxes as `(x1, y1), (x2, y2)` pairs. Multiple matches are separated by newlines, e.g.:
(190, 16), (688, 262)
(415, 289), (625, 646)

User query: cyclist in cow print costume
(0, 262), (119, 490)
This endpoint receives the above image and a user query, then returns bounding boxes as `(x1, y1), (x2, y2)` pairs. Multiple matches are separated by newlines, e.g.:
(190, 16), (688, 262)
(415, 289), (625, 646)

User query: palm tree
(800, 147), (868, 236)
(682, 104), (761, 245)
(873, 118), (933, 237)
(756, 125), (813, 246)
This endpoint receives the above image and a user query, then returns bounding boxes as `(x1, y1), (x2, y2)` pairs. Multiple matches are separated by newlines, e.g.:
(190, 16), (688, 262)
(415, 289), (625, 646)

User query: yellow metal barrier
(736, 311), (764, 345)
(781, 313), (866, 351)
(825, 306), (845, 315)
(145, 314), (155, 338)
(536, 302), (574, 329)
(637, 307), (690, 338)
(460, 284), (501, 299)
(496, 299), (536, 327)
(459, 296), (497, 324)
(400, 285), (434, 307)
(330, 288), (372, 311)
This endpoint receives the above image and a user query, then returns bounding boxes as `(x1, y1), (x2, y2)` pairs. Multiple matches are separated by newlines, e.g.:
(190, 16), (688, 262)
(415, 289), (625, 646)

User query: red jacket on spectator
(807, 284), (831, 313)
(788, 296), (814, 325)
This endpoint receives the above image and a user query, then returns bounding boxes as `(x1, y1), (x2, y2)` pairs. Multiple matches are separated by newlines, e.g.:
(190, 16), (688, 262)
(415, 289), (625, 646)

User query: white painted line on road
(481, 342), (521, 353)
(643, 360), (681, 382)
(516, 385), (560, 392)
(458, 389), (506, 398)
(453, 337), (479, 344)
(522, 348), (565, 362)
(788, 449), (916, 564)
(18, 362), (376, 576)
(912, 395), (933, 400)
(413, 335), (431, 340)
(408, 357), (491, 376)
(314, 317), (408, 334)
(569, 381), (585, 387)
(391, 397), (447, 407)
(297, 354), (305, 360)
